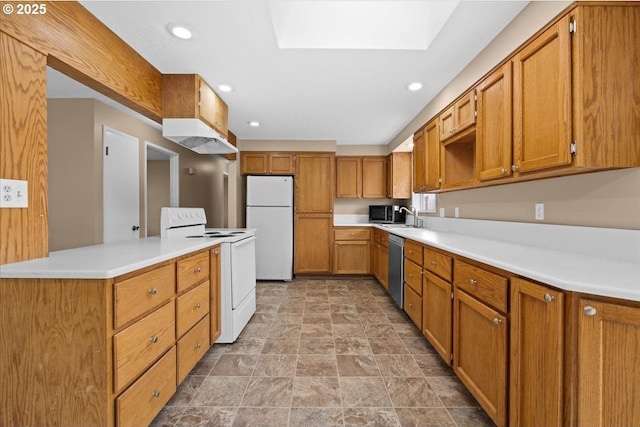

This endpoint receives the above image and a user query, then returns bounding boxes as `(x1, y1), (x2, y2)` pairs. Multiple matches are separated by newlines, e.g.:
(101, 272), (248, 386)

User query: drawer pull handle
(150, 336), (159, 344)
(195, 266), (202, 273)
(195, 343), (202, 350)
(469, 279), (477, 285)
(543, 293), (554, 303)
(149, 288), (158, 295)
(584, 306), (597, 316)
(152, 390), (161, 398)
(408, 303), (413, 309)
(431, 261), (437, 266)
(492, 318), (502, 325)
(195, 303), (201, 309)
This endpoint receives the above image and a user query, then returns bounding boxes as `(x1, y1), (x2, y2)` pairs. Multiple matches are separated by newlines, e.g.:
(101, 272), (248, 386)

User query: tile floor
(151, 278), (496, 427)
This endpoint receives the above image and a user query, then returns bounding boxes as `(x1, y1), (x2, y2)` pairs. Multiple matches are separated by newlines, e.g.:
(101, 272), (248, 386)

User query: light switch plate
(0, 178), (28, 208)
(535, 203), (544, 221)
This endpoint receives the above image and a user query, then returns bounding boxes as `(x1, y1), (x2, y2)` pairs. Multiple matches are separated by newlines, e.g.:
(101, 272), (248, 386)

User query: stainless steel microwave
(369, 205), (406, 224)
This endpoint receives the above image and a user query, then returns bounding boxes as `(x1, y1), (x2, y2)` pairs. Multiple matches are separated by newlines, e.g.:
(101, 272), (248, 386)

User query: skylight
(268, 1), (459, 50)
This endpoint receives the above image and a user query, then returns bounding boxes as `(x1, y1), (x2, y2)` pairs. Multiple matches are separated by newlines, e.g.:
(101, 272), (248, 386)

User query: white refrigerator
(246, 176), (293, 280)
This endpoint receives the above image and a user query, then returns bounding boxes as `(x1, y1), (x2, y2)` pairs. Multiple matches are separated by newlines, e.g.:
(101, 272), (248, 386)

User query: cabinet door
(294, 214), (333, 274)
(198, 78), (217, 129)
(362, 157), (387, 198)
(578, 298), (640, 427)
(373, 243), (389, 290)
(336, 157), (362, 198)
(476, 62), (513, 181)
(387, 152), (411, 199)
(454, 289), (507, 427)
(241, 152), (268, 175)
(423, 272), (452, 366)
(210, 246), (221, 345)
(439, 106), (455, 141)
(213, 94), (228, 138)
(269, 153), (295, 175)
(295, 153), (335, 213)
(412, 129), (427, 192)
(510, 278), (563, 427)
(513, 15), (572, 174)
(424, 119), (441, 191)
(334, 240), (370, 274)
(454, 91), (477, 134)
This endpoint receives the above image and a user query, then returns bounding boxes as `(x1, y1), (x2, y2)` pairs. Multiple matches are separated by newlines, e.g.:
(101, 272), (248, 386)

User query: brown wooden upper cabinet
(241, 152), (295, 175)
(413, 120), (441, 193)
(336, 156), (387, 199)
(439, 90), (476, 142)
(163, 74), (228, 139)
(295, 153), (335, 213)
(476, 62), (513, 182)
(387, 152), (412, 199)
(512, 5), (640, 176)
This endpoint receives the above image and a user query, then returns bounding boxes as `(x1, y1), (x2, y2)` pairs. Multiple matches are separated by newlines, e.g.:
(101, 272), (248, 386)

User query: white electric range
(160, 207), (256, 343)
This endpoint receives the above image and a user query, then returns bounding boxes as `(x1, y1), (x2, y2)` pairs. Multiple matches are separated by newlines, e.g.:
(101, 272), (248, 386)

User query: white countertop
(335, 217), (640, 302)
(0, 229), (256, 280)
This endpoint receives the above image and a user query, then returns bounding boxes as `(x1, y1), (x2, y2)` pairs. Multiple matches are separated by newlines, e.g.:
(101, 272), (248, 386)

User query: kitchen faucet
(399, 206), (423, 228)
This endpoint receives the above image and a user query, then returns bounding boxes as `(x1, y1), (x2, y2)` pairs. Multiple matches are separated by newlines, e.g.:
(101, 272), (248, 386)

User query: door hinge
(105, 146), (109, 156)
(450, 353), (454, 363)
(569, 20), (577, 34)
(450, 291), (454, 300)
(570, 141), (577, 155)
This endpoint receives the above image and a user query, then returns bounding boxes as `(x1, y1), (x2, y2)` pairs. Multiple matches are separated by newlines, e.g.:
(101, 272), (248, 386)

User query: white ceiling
(56, 1), (529, 146)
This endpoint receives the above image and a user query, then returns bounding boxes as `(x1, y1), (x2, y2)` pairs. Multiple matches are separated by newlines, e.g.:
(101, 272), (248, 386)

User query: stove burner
(186, 234), (236, 238)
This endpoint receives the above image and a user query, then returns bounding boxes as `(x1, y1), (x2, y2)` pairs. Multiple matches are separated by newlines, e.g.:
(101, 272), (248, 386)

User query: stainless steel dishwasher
(388, 234), (405, 309)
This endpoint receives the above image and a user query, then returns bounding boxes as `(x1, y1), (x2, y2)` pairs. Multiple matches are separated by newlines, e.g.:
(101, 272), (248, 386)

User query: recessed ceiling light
(167, 24), (193, 40)
(218, 84), (233, 92)
(248, 121), (260, 127)
(407, 82), (423, 91)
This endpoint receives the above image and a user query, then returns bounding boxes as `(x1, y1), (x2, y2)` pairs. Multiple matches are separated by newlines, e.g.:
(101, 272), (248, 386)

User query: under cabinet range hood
(162, 118), (238, 154)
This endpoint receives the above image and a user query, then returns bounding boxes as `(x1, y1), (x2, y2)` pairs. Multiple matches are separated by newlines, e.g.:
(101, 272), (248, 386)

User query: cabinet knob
(543, 293), (554, 303)
(195, 303), (201, 309)
(408, 303), (414, 309)
(492, 318), (502, 325)
(469, 279), (477, 285)
(511, 164), (519, 172)
(583, 306), (597, 316)
(150, 336), (159, 344)
(195, 343), (202, 350)
(149, 288), (158, 295)
(500, 167), (507, 175)
(431, 260), (437, 266)
(152, 390), (161, 398)
(195, 266), (202, 273)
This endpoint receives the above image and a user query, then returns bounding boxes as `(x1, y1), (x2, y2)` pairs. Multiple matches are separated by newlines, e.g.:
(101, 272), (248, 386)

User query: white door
(104, 127), (140, 243)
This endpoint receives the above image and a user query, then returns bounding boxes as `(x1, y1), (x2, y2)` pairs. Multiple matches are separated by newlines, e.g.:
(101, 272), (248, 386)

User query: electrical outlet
(535, 203), (544, 221)
(439, 208), (445, 217)
(0, 179), (28, 208)
(454, 207), (460, 218)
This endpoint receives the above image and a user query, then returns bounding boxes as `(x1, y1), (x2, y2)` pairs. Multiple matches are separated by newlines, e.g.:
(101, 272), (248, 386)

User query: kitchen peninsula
(0, 233), (253, 427)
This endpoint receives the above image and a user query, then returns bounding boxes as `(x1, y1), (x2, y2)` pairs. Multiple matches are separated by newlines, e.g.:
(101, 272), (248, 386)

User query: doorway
(145, 142), (179, 236)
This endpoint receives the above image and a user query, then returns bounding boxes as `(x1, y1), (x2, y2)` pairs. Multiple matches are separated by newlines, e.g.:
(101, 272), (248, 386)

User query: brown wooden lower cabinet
(404, 283), (423, 329)
(210, 245), (222, 344)
(294, 213), (333, 274)
(334, 240), (371, 274)
(510, 278), (564, 427)
(453, 288), (508, 427)
(577, 298), (640, 427)
(422, 271), (452, 366)
(373, 242), (389, 289)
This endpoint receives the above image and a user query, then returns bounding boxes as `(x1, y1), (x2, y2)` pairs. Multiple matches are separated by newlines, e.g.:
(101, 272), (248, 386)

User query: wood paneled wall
(0, 1), (163, 122)
(0, 1), (164, 264)
(0, 33), (48, 264)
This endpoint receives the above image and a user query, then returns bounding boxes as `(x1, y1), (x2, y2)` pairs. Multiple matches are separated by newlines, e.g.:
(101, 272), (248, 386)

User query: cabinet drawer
(424, 248), (453, 282)
(405, 240), (423, 266)
(454, 261), (508, 313)
(404, 259), (422, 296)
(176, 280), (210, 338)
(177, 315), (210, 384)
(114, 302), (176, 393)
(114, 263), (176, 329)
(404, 284), (423, 329)
(334, 228), (371, 241)
(177, 251), (210, 293)
(116, 346), (177, 427)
